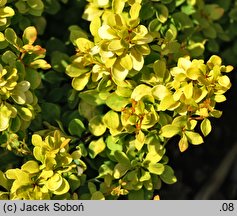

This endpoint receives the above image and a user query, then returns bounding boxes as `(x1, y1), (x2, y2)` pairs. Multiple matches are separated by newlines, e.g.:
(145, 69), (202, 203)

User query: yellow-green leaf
(130, 2), (141, 20)
(75, 38), (94, 52)
(200, 118), (212, 137)
(53, 178), (70, 195)
(178, 134), (189, 152)
(91, 191), (105, 200)
(103, 110), (120, 129)
(23, 26), (37, 45)
(21, 160), (39, 174)
(113, 163), (129, 179)
(131, 84), (153, 101)
(147, 163), (164, 175)
(185, 131), (203, 145)
(160, 165), (177, 184)
(183, 82), (193, 99)
(112, 0), (125, 14)
(72, 73), (90, 91)
(89, 137), (106, 158)
(160, 124), (180, 138)
(114, 150), (130, 166)
(120, 54), (133, 70)
(89, 115), (106, 136)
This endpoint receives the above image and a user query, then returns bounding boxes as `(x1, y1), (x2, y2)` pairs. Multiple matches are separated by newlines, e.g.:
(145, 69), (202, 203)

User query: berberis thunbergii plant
(0, 0), (234, 200)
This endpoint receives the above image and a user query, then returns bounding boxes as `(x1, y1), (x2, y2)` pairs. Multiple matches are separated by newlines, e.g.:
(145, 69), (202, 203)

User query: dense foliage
(0, 0), (235, 200)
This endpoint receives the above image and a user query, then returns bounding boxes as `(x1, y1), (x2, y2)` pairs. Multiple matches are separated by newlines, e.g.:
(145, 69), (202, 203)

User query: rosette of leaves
(0, 131), (86, 199)
(155, 55), (233, 151)
(66, 1), (153, 90)
(94, 2), (153, 82)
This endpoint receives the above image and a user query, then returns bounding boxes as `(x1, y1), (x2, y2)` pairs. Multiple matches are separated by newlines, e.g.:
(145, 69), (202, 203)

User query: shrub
(0, 0), (235, 200)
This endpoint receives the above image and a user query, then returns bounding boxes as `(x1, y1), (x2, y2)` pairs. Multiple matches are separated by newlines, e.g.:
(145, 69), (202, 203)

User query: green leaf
(79, 90), (105, 106)
(147, 163), (164, 175)
(68, 119), (86, 137)
(204, 4), (224, 20)
(160, 124), (180, 138)
(153, 59), (167, 82)
(91, 191), (105, 200)
(27, 0), (44, 10)
(148, 19), (162, 32)
(25, 68), (41, 89)
(67, 174), (81, 192)
(140, 169), (151, 182)
(68, 25), (88, 45)
(88, 181), (97, 194)
(155, 4), (169, 23)
(89, 137), (106, 159)
(140, 2), (156, 20)
(160, 165), (177, 184)
(89, 115), (106, 136)
(1, 50), (17, 65)
(106, 136), (123, 152)
(128, 189), (144, 200)
(188, 42), (205, 57)
(172, 116), (188, 128)
(185, 131), (204, 145)
(113, 163), (130, 179)
(41, 102), (61, 123)
(98, 161), (114, 178)
(17, 106), (33, 121)
(200, 118), (212, 137)
(172, 12), (194, 29)
(114, 150), (130, 166)
(10, 116), (21, 132)
(106, 92), (130, 111)
(4, 28), (18, 46)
